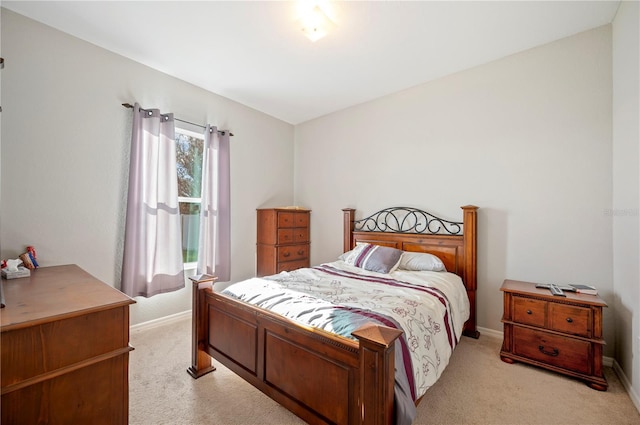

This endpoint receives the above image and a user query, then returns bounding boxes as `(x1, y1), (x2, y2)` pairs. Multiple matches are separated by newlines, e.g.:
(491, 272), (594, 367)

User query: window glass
(175, 128), (204, 265)
(176, 131), (203, 198)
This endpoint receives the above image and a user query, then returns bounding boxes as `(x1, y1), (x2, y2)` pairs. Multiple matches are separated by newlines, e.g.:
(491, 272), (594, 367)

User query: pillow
(341, 243), (380, 264)
(343, 243), (403, 274)
(338, 242), (365, 261)
(398, 252), (446, 272)
(338, 242), (369, 261)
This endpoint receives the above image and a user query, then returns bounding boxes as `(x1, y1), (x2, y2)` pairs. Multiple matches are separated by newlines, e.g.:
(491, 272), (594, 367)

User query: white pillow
(339, 242), (365, 261)
(398, 252), (446, 272)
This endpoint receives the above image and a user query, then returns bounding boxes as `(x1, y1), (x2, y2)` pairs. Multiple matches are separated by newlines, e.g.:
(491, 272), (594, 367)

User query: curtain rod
(121, 103), (233, 136)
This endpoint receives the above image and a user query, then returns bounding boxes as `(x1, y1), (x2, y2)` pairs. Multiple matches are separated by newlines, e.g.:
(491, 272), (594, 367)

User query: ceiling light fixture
(297, 0), (336, 42)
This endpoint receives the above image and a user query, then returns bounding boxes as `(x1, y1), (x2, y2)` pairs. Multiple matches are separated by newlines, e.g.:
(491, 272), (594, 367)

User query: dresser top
(1, 264), (135, 331)
(501, 279), (607, 307)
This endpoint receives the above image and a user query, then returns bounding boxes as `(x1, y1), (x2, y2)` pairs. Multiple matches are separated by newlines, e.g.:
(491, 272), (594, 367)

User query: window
(175, 128), (204, 267)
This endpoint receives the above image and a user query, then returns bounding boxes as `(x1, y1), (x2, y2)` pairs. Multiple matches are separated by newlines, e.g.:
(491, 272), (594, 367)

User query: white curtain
(197, 125), (231, 281)
(121, 103), (185, 297)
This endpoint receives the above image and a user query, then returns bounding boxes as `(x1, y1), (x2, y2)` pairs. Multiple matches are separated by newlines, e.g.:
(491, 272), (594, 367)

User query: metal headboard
(352, 206), (463, 235)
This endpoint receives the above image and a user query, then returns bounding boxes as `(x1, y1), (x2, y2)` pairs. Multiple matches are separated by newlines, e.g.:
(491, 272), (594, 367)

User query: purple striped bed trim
(335, 305), (417, 401)
(315, 264), (459, 349)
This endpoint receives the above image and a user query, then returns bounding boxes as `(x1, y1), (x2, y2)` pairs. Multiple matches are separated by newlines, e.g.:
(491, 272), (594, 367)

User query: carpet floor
(129, 317), (639, 424)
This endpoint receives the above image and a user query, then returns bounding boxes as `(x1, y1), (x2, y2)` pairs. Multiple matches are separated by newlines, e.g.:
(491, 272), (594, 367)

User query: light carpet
(129, 317), (639, 424)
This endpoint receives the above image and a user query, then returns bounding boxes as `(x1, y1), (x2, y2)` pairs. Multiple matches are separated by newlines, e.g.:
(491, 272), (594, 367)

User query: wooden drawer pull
(526, 310), (532, 314)
(297, 250), (304, 255)
(538, 345), (559, 357)
(566, 317), (573, 323)
(283, 252), (290, 257)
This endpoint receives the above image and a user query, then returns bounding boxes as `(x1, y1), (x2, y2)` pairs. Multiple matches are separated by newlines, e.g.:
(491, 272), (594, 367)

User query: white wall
(295, 26), (615, 355)
(612, 0), (640, 408)
(0, 9), (295, 325)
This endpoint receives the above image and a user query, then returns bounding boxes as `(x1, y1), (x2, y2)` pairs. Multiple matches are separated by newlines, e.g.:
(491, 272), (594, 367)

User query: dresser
(256, 207), (310, 276)
(500, 279), (607, 390)
(1, 264), (136, 423)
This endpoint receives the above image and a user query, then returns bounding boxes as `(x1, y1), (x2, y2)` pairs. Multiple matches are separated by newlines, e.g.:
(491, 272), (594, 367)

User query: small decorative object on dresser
(500, 279), (608, 391)
(256, 207), (310, 276)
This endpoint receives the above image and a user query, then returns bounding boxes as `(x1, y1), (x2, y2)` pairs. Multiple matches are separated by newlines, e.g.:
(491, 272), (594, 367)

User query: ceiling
(3, 1), (621, 125)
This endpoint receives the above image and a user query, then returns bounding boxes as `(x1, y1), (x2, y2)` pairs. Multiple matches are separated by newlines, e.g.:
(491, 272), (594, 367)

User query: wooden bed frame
(189, 205), (478, 425)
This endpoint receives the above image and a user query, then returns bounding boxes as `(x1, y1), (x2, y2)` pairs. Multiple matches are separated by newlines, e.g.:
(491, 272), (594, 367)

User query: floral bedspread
(221, 260), (469, 401)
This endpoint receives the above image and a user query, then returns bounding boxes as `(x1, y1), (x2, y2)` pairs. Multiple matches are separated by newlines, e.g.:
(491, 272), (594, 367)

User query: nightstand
(500, 279), (608, 391)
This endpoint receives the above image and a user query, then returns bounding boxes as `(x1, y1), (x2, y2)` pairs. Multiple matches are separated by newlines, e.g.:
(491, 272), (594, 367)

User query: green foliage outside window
(175, 130), (204, 264)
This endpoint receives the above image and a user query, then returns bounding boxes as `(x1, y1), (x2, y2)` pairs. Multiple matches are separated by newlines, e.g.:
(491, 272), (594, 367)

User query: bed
(188, 205), (479, 425)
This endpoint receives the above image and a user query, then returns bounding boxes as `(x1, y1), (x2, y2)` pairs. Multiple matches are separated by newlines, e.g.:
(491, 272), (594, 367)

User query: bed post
(352, 324), (403, 425)
(461, 205), (479, 339)
(343, 208), (356, 252)
(187, 275), (217, 379)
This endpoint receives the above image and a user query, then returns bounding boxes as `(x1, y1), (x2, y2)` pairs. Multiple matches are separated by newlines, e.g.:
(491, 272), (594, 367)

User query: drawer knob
(566, 317), (573, 323)
(538, 345), (559, 357)
(526, 310), (532, 315)
(283, 252), (290, 257)
(297, 250), (304, 255)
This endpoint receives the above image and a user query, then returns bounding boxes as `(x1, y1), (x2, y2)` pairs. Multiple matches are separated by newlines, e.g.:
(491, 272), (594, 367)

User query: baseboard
(477, 326), (503, 340)
(613, 359), (640, 414)
(130, 310), (191, 333)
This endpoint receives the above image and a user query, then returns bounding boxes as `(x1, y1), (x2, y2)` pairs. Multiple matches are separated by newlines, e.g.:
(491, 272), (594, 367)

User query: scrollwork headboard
(350, 206), (463, 235)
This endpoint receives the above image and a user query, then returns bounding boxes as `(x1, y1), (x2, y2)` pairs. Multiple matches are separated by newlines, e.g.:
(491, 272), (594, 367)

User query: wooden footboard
(189, 281), (402, 425)
(188, 205), (478, 425)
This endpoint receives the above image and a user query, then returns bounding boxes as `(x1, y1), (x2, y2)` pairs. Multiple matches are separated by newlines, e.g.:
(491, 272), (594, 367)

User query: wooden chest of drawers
(500, 279), (607, 390)
(256, 208), (311, 276)
(1, 265), (135, 423)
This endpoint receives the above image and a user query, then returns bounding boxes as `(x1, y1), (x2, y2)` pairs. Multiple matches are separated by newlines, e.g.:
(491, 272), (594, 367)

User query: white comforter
(222, 260), (470, 400)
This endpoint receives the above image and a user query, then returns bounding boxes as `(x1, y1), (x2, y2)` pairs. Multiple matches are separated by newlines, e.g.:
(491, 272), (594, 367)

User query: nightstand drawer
(513, 297), (546, 327)
(549, 303), (591, 337)
(513, 327), (590, 375)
